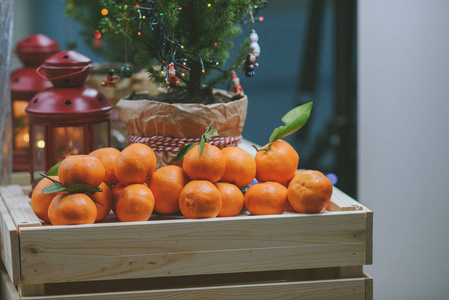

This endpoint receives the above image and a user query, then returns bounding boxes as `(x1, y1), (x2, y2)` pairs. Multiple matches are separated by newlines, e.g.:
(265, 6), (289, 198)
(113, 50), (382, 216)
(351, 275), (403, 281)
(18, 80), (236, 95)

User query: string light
(101, 8), (108, 16)
(94, 30), (102, 39)
(129, 1), (237, 81)
(259, 16), (264, 22)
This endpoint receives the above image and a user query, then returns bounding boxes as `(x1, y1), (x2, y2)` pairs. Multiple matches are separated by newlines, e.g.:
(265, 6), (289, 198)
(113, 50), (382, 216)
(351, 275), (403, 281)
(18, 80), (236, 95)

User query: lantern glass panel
(53, 126), (84, 164)
(94, 121), (109, 149)
(31, 124), (45, 181)
(13, 100), (30, 150)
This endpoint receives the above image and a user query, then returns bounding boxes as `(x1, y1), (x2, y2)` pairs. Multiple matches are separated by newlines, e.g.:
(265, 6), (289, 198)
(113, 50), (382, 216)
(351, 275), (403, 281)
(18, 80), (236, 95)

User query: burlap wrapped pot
(116, 90), (248, 168)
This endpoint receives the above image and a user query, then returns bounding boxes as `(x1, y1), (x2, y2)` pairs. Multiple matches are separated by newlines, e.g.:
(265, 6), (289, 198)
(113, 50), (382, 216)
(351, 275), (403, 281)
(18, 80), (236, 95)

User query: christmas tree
(98, 0), (266, 102)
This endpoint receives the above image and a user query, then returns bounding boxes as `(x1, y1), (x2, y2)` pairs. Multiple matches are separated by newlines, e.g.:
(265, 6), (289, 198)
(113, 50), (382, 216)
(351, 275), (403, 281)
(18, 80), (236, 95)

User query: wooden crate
(0, 185), (372, 299)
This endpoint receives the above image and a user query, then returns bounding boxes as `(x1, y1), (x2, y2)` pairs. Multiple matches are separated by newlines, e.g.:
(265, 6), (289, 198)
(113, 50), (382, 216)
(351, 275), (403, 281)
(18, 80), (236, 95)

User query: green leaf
(199, 138), (206, 156)
(39, 173), (64, 186)
(46, 161), (62, 176)
(42, 183), (103, 195)
(269, 102), (313, 143)
(205, 121), (214, 133)
(203, 129), (218, 142)
(171, 142), (198, 162)
(66, 184), (103, 194)
(42, 184), (68, 194)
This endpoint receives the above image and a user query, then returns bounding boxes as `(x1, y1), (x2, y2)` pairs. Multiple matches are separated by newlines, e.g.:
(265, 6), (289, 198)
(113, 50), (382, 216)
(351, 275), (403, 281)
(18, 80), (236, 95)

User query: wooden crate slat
(365, 275), (374, 300)
(19, 212), (367, 284)
(328, 187), (364, 211)
(19, 277), (368, 300)
(20, 211), (367, 255)
(0, 196), (20, 285)
(21, 242), (366, 284)
(1, 260), (20, 300)
(0, 185), (42, 228)
(365, 210), (373, 265)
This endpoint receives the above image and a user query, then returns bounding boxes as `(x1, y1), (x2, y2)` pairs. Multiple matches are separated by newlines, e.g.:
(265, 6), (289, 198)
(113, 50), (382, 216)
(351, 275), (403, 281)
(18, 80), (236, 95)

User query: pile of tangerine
(31, 140), (333, 225)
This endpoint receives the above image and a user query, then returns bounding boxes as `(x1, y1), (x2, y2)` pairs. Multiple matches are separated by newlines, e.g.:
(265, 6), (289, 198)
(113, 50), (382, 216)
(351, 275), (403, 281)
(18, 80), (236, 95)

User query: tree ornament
(241, 54), (259, 78)
(231, 71), (244, 97)
(101, 69), (118, 88)
(249, 30), (260, 57)
(166, 63), (180, 87)
(120, 64), (133, 78)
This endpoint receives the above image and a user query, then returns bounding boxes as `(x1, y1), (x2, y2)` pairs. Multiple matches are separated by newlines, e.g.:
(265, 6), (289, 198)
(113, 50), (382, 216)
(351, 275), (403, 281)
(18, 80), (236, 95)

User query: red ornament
(166, 63), (179, 87)
(11, 34), (60, 171)
(26, 50), (113, 187)
(231, 72), (244, 97)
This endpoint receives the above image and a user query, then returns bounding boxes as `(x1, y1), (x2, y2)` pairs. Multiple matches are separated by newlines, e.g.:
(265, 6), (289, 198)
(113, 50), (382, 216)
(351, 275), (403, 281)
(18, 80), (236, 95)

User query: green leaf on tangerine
(42, 184), (67, 194)
(269, 102), (313, 143)
(39, 173), (64, 186)
(205, 120), (214, 133)
(199, 138), (206, 156)
(65, 184), (103, 194)
(46, 161), (62, 176)
(203, 129), (218, 141)
(171, 142), (198, 162)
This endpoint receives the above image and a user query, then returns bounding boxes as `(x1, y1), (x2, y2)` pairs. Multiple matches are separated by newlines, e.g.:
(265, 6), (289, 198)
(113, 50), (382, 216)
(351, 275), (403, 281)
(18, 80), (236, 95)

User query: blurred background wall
(359, 0), (449, 299)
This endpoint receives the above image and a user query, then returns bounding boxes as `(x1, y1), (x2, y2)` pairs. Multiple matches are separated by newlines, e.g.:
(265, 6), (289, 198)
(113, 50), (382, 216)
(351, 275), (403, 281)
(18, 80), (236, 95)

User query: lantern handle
(35, 64), (93, 81)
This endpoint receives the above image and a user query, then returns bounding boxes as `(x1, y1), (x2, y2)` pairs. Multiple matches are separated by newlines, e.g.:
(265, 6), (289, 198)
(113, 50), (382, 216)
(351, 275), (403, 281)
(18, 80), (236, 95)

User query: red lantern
(10, 34), (59, 171)
(26, 51), (113, 186)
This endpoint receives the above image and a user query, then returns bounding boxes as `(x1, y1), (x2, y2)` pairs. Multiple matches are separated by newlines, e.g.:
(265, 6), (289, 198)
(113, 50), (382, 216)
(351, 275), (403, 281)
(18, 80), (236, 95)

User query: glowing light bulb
(138, 32), (141, 36)
(94, 30), (102, 39)
(37, 140), (45, 148)
(181, 73), (185, 77)
(101, 9), (108, 16)
(181, 45), (185, 49)
(202, 69), (206, 74)
(179, 7), (182, 10)
(259, 17), (264, 22)
(207, 3), (212, 7)
(182, 62), (186, 66)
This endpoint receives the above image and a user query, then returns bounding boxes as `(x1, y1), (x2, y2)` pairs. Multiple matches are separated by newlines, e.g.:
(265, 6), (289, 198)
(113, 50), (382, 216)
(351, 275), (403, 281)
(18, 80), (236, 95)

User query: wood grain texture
(0, 261), (20, 300)
(0, 185), (42, 228)
(19, 211), (368, 284)
(19, 277), (367, 300)
(19, 283), (45, 297)
(0, 196), (20, 285)
(327, 187), (364, 211)
(365, 274), (373, 300)
(365, 209), (373, 265)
